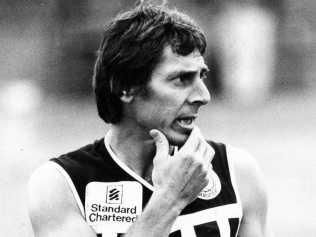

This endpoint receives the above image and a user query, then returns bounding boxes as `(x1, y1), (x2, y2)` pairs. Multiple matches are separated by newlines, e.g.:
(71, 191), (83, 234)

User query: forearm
(126, 127), (211, 237)
(125, 190), (184, 237)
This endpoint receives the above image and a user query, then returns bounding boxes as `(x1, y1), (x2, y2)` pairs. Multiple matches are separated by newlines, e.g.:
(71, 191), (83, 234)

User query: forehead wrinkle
(170, 52), (205, 69)
(168, 57), (208, 76)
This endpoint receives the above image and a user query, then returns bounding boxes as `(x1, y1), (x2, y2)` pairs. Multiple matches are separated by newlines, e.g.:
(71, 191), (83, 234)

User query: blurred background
(0, 0), (315, 236)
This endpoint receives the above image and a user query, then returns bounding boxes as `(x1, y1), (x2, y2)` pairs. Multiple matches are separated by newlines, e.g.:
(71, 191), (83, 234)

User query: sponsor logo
(106, 185), (123, 204)
(198, 169), (221, 200)
(88, 204), (137, 223)
(85, 181), (143, 233)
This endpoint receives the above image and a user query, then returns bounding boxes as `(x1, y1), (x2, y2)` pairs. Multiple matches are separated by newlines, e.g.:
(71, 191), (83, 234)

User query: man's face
(130, 46), (211, 146)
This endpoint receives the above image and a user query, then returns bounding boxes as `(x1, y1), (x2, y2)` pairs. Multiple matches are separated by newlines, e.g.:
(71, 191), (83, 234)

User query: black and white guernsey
(50, 134), (242, 237)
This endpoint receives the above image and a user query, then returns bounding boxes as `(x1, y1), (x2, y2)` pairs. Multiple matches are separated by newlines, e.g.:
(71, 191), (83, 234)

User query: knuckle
(202, 164), (208, 173)
(200, 170), (209, 180)
(202, 178), (209, 187)
(182, 154), (194, 164)
(193, 159), (204, 170)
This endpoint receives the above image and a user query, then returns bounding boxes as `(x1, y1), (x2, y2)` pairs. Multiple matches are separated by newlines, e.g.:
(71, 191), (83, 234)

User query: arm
(28, 161), (183, 237)
(27, 162), (97, 237)
(28, 127), (213, 237)
(230, 147), (273, 237)
(126, 127), (214, 236)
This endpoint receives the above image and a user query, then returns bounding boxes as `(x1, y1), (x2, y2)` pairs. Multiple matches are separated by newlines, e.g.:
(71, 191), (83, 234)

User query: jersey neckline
(103, 132), (154, 191)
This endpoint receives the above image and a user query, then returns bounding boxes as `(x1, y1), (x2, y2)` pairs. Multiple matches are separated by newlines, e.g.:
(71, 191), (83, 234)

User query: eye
(200, 70), (208, 81)
(172, 72), (195, 86)
(179, 73), (193, 82)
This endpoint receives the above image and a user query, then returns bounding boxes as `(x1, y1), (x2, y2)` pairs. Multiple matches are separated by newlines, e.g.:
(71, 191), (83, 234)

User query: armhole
(47, 161), (85, 217)
(226, 144), (243, 219)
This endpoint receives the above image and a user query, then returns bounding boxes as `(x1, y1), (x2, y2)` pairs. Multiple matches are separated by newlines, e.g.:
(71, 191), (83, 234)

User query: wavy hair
(92, 2), (206, 123)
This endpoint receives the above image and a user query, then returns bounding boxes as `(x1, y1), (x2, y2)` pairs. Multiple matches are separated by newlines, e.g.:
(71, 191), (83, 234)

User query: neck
(106, 124), (156, 180)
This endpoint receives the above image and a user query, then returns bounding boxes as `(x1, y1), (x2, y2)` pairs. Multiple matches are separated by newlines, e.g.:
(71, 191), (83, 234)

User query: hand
(149, 126), (215, 209)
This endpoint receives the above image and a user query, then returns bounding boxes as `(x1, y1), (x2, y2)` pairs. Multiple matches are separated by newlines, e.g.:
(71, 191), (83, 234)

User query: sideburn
(137, 84), (152, 99)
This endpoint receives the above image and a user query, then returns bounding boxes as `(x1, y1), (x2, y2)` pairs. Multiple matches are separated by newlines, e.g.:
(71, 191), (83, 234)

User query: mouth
(175, 116), (197, 130)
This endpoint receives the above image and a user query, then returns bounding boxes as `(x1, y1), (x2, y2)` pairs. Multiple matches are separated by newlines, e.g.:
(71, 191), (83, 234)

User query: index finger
(179, 126), (201, 153)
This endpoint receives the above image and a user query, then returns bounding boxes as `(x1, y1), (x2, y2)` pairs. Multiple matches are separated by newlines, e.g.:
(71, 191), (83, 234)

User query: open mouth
(175, 116), (196, 129)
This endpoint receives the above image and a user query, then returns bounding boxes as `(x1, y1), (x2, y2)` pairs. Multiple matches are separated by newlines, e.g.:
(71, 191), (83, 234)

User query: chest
(83, 177), (242, 237)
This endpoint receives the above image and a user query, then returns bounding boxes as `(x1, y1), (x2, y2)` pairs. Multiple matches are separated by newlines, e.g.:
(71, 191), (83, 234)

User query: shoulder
(56, 138), (105, 160)
(50, 139), (107, 174)
(226, 145), (269, 232)
(226, 145), (268, 207)
(28, 162), (98, 236)
(207, 141), (271, 236)
(207, 140), (268, 203)
(226, 145), (261, 176)
(28, 162), (77, 205)
(27, 162), (82, 233)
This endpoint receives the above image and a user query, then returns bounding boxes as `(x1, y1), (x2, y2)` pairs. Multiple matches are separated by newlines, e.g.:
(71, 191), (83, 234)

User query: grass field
(1, 90), (315, 236)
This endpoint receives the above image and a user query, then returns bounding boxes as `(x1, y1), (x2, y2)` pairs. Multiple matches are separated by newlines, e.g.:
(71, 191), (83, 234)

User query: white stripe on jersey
(171, 202), (242, 236)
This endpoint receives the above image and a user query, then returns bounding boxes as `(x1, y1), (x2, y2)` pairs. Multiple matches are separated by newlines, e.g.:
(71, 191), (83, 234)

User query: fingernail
(149, 129), (158, 138)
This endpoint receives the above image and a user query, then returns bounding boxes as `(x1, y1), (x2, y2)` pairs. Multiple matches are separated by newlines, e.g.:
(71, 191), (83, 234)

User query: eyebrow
(167, 67), (210, 79)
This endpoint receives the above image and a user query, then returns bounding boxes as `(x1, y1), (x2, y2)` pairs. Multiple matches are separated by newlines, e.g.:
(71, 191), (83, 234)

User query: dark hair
(92, 2), (207, 124)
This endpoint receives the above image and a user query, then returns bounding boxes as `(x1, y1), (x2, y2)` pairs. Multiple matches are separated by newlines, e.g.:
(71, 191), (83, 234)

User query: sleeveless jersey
(50, 135), (242, 237)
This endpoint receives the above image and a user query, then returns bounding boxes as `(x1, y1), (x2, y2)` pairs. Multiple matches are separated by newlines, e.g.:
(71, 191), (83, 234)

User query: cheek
(135, 96), (178, 127)
(150, 94), (181, 118)
(136, 84), (187, 126)
(149, 87), (183, 110)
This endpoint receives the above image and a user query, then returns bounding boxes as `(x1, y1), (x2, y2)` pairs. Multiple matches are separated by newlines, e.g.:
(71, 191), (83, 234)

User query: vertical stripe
(181, 225), (197, 237)
(217, 217), (230, 237)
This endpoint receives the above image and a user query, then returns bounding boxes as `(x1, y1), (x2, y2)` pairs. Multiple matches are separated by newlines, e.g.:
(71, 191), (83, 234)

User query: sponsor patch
(198, 169), (221, 200)
(85, 181), (143, 234)
(106, 185), (123, 204)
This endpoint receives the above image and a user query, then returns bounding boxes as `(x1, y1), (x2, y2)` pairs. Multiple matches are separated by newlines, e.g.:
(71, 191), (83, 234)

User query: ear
(120, 89), (136, 103)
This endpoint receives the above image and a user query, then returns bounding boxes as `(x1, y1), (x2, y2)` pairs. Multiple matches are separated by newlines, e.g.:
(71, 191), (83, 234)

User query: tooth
(179, 119), (192, 125)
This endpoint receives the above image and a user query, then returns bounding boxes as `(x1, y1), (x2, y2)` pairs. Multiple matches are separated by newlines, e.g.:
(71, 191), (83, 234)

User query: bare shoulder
(226, 145), (271, 236)
(27, 162), (95, 237)
(226, 145), (268, 204)
(27, 161), (79, 215)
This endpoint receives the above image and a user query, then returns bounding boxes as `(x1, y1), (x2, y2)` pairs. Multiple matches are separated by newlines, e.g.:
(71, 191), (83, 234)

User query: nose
(188, 79), (211, 106)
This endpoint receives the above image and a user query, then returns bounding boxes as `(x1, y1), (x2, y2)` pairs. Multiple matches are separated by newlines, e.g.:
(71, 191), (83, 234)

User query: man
(28, 2), (271, 237)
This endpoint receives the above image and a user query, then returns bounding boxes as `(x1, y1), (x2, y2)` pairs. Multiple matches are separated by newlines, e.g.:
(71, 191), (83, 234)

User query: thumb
(149, 129), (169, 160)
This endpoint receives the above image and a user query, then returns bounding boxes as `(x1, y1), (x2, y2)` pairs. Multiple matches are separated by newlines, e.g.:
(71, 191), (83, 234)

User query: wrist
(125, 189), (183, 237)
(149, 188), (186, 217)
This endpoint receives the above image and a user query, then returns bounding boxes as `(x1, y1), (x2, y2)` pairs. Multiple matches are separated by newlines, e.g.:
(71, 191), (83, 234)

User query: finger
(206, 144), (215, 163)
(195, 141), (210, 170)
(199, 141), (208, 160)
(149, 129), (169, 161)
(204, 144), (215, 169)
(180, 126), (200, 153)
